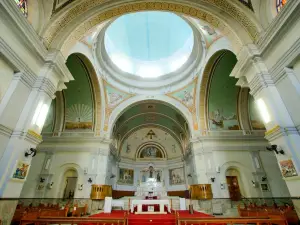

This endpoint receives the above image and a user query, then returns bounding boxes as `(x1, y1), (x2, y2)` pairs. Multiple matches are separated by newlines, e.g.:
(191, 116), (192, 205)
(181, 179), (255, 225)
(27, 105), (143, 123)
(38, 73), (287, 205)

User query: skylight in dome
(104, 11), (194, 78)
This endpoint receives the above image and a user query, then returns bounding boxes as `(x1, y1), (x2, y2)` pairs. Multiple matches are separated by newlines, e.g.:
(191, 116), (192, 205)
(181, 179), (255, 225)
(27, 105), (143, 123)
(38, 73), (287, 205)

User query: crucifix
(146, 130), (155, 139)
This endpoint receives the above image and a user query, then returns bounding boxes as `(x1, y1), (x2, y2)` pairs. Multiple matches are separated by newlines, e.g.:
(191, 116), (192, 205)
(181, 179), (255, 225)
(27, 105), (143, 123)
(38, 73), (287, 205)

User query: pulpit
(90, 184), (112, 200)
(190, 184), (213, 200)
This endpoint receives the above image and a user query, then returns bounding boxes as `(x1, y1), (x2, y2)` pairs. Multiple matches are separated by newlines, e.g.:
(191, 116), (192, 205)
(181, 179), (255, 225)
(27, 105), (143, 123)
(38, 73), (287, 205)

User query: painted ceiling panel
(64, 54), (94, 131)
(208, 51), (239, 130)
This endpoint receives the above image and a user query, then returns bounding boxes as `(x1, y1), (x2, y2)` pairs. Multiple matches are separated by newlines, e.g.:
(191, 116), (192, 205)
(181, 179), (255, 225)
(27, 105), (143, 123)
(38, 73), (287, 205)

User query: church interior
(1, 0), (300, 224)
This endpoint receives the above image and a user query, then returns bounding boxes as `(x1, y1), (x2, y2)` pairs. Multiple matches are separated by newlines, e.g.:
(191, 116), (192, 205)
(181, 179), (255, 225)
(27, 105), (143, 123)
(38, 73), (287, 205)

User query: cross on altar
(147, 130), (155, 139)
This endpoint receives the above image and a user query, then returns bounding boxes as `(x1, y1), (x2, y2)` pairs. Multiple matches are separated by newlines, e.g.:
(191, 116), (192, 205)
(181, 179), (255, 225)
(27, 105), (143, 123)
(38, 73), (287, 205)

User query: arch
(60, 168), (78, 199)
(220, 161), (253, 197)
(42, 0), (262, 56)
(136, 142), (167, 160)
(198, 49), (228, 133)
(62, 53), (102, 134)
(107, 95), (193, 138)
(74, 53), (102, 136)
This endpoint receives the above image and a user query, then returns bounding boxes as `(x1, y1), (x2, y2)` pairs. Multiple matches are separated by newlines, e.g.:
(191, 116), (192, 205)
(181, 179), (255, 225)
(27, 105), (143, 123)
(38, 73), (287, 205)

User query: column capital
(264, 125), (299, 142)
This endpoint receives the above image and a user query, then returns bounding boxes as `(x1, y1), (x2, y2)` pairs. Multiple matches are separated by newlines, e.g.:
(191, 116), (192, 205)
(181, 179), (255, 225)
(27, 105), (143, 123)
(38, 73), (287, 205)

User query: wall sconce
(48, 182), (53, 189)
(210, 177), (215, 182)
(25, 148), (37, 157)
(266, 145), (284, 154)
(187, 174), (192, 177)
(40, 177), (45, 183)
(110, 174), (116, 179)
(78, 184), (83, 190)
(88, 178), (93, 183)
(261, 176), (267, 182)
(251, 180), (257, 187)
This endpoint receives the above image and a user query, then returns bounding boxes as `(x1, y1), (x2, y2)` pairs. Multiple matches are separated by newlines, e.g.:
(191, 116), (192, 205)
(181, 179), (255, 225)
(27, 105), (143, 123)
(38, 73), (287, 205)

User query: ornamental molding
(41, 135), (111, 144)
(257, 0), (300, 56)
(42, 0), (255, 52)
(11, 129), (43, 145)
(0, 124), (13, 138)
(0, 0), (47, 61)
(33, 77), (57, 99)
(248, 72), (275, 97)
(264, 125), (300, 142)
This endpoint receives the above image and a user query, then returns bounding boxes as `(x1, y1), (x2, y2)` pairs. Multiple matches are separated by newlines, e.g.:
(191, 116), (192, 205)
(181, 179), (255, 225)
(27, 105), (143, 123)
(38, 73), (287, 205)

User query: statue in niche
(149, 166), (154, 178)
(156, 171), (161, 182)
(142, 172), (146, 182)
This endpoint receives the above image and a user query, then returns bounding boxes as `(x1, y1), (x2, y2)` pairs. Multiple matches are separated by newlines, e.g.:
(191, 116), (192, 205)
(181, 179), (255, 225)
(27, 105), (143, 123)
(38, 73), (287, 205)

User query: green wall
(64, 54), (94, 130)
(208, 51), (239, 130)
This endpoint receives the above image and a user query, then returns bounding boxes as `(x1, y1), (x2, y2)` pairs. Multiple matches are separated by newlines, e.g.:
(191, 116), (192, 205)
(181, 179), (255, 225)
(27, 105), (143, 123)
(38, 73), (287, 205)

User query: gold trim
(265, 125), (280, 136)
(27, 129), (43, 140)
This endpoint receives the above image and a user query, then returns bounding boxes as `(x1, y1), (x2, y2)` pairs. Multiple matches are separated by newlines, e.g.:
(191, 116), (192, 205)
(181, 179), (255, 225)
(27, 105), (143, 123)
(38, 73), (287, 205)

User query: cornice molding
(264, 125), (300, 142)
(41, 136), (111, 144)
(257, 0), (300, 56)
(0, 0), (47, 61)
(33, 77), (57, 99)
(0, 124), (13, 138)
(11, 129), (43, 145)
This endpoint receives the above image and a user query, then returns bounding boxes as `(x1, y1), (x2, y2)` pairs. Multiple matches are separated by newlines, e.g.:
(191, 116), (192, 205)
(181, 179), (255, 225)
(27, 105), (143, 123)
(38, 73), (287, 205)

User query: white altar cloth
(130, 199), (170, 213)
(112, 200), (124, 209)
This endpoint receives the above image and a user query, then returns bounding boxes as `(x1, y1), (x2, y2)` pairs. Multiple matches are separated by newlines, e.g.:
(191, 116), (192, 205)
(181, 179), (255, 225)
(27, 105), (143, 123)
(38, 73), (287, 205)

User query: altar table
(130, 199), (170, 214)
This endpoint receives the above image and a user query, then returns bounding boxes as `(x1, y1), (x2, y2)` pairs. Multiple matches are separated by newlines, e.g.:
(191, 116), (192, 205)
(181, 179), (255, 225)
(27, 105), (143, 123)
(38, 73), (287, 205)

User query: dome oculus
(104, 12), (194, 78)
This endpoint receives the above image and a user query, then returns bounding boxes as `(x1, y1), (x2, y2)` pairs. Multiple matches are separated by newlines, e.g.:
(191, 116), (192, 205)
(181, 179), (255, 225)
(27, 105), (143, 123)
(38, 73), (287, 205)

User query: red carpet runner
(90, 210), (214, 225)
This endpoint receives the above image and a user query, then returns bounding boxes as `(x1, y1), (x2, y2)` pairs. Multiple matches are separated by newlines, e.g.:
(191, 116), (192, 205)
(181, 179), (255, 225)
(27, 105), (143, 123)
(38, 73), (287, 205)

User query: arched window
(15, 0), (28, 17)
(276, 0), (287, 12)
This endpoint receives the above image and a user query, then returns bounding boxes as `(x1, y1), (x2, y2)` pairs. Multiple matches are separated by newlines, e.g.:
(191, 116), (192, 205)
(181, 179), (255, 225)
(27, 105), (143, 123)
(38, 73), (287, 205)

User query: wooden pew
(20, 217), (127, 225)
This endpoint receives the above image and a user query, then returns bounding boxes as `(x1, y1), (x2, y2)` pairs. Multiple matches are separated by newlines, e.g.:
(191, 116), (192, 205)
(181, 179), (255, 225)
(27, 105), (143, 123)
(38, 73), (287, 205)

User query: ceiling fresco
(166, 79), (198, 130)
(64, 54), (94, 131)
(103, 81), (134, 131)
(119, 127), (182, 160)
(113, 101), (189, 145)
(208, 51), (240, 130)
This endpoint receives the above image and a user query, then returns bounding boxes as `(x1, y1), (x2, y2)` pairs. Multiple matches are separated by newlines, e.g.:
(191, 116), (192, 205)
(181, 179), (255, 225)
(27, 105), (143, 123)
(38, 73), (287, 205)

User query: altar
(130, 199), (170, 214)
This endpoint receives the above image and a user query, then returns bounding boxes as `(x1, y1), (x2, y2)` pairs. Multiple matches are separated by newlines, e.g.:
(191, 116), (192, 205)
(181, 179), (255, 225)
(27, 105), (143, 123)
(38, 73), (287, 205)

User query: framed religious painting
(260, 183), (270, 192)
(11, 160), (30, 182)
(169, 168), (185, 185)
(279, 159), (297, 178)
(117, 168), (134, 185)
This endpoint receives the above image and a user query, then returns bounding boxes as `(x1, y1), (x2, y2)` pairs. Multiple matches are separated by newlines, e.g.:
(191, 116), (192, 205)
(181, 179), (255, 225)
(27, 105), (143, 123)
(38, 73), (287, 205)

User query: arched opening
(225, 168), (245, 201)
(61, 169), (78, 199)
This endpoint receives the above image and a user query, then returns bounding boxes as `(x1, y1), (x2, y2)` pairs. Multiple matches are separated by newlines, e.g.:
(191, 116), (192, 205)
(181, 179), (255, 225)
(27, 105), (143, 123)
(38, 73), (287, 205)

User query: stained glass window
(15, 0), (28, 17)
(276, 0), (287, 12)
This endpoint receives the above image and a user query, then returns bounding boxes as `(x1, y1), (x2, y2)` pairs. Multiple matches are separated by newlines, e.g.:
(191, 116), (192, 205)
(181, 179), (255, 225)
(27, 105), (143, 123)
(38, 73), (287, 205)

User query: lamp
(48, 182), (53, 189)
(40, 177), (45, 183)
(266, 145), (284, 154)
(25, 148), (37, 157)
(210, 177), (215, 182)
(251, 180), (257, 187)
(88, 178), (93, 183)
(78, 184), (83, 190)
(110, 174), (116, 179)
(187, 174), (192, 177)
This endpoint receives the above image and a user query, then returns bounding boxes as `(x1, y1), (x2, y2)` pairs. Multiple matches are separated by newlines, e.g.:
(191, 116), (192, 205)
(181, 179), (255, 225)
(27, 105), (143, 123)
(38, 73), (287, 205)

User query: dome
(104, 12), (194, 78)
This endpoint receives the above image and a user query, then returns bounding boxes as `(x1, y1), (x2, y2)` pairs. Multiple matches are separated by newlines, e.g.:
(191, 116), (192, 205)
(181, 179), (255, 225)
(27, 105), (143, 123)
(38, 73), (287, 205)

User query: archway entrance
(61, 169), (78, 199)
(226, 169), (243, 201)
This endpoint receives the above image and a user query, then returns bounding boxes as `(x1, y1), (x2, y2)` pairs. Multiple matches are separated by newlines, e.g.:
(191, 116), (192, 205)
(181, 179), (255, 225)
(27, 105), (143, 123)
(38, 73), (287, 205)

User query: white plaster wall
(293, 58), (300, 86)
(259, 151), (290, 197)
(276, 76), (300, 125)
(20, 153), (46, 198)
(0, 58), (14, 103)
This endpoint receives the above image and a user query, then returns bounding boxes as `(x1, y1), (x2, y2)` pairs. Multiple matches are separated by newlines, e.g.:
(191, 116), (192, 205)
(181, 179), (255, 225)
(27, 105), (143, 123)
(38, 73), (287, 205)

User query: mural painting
(103, 81), (134, 131)
(42, 100), (55, 133)
(279, 159), (297, 178)
(167, 79), (198, 130)
(65, 54), (94, 131)
(208, 51), (239, 130)
(118, 168), (134, 185)
(12, 161), (30, 181)
(169, 168), (185, 185)
(249, 95), (265, 130)
(139, 146), (163, 159)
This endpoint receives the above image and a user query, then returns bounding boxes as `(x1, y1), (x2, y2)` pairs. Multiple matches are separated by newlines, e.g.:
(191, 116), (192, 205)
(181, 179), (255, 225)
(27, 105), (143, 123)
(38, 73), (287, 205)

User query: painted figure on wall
(279, 159), (297, 177)
(209, 109), (237, 129)
(140, 146), (163, 158)
(118, 168), (134, 185)
(12, 161), (30, 180)
(169, 168), (185, 185)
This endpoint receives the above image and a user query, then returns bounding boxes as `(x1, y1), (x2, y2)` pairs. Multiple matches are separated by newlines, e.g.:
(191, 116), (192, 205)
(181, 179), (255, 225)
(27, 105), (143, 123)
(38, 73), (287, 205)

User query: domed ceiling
(104, 12), (194, 78)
